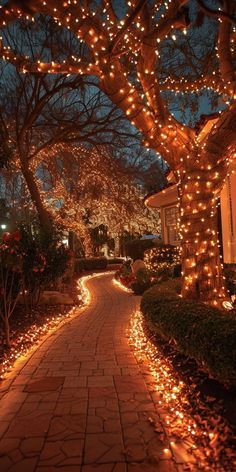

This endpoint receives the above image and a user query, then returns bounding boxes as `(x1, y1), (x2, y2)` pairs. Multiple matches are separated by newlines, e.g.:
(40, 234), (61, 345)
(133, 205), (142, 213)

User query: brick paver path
(0, 273), (179, 471)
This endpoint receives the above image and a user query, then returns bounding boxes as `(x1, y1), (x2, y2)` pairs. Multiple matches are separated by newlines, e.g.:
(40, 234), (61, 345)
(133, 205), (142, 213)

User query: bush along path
(137, 285), (236, 470)
(0, 272), (233, 471)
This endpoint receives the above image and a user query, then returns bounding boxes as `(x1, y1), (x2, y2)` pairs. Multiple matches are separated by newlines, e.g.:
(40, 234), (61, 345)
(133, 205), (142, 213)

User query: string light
(0, 0), (234, 304)
(0, 272), (107, 380)
(129, 310), (236, 469)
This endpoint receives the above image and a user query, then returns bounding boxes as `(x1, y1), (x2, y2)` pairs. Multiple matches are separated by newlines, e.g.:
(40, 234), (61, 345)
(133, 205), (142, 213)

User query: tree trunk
(21, 162), (52, 234)
(4, 316), (10, 347)
(179, 171), (227, 306)
(114, 234), (120, 257)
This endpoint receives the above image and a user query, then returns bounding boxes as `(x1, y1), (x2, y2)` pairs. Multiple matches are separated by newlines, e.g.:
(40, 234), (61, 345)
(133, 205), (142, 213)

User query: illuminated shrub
(0, 226), (69, 344)
(19, 225), (69, 307)
(144, 244), (181, 282)
(141, 284), (236, 386)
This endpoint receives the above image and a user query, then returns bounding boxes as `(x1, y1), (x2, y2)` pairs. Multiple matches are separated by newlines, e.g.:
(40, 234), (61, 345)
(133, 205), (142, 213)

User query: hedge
(141, 285), (236, 386)
(107, 258), (124, 265)
(75, 257), (108, 273)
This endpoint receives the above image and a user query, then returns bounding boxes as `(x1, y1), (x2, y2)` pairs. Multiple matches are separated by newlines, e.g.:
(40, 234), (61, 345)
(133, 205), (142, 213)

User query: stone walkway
(0, 273), (180, 471)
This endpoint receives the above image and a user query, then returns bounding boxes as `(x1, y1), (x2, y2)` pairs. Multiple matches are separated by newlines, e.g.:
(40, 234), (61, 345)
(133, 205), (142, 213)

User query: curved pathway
(0, 274), (178, 471)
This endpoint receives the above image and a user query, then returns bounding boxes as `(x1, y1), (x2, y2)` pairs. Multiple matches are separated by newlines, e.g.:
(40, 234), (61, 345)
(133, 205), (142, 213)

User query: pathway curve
(0, 273), (181, 471)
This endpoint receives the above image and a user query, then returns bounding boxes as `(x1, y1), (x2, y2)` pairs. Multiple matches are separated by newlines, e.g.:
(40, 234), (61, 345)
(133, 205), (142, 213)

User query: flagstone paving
(0, 273), (187, 471)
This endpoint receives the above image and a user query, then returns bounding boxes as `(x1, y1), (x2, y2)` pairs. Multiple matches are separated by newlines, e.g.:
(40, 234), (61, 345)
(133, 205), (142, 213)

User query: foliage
(0, 231), (23, 345)
(125, 238), (154, 261)
(130, 267), (152, 295)
(90, 225), (110, 255)
(144, 244), (181, 283)
(75, 257), (108, 273)
(155, 278), (182, 295)
(144, 244), (181, 269)
(117, 259), (132, 276)
(114, 259), (135, 288)
(19, 225), (69, 306)
(141, 285), (236, 386)
(0, 226), (70, 345)
(0, 0), (235, 305)
(223, 266), (236, 296)
(107, 258), (124, 265)
(116, 257), (182, 295)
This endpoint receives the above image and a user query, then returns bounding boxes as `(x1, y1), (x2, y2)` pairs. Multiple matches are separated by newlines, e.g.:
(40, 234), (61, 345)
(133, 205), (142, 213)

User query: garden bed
(0, 276), (81, 379)
(134, 313), (236, 468)
(141, 284), (236, 386)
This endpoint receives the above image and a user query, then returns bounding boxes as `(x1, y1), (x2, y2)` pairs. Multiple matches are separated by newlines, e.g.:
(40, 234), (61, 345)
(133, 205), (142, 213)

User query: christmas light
(0, 0), (235, 304)
(129, 310), (236, 469)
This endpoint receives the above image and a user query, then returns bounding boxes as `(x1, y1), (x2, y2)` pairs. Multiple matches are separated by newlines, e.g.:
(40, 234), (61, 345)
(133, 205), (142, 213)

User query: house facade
(145, 162), (236, 264)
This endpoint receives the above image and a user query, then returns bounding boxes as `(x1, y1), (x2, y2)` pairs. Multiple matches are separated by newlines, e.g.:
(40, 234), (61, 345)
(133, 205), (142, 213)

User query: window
(164, 206), (180, 245)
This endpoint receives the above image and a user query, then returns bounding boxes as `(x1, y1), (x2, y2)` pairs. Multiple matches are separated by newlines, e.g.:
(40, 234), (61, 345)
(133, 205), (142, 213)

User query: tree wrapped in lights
(0, 19), (134, 234)
(36, 143), (160, 253)
(0, 0), (235, 304)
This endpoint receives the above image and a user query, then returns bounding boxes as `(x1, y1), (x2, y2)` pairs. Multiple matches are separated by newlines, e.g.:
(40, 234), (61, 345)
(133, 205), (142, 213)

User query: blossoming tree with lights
(37, 143), (160, 252)
(0, 18), (136, 236)
(0, 0), (235, 304)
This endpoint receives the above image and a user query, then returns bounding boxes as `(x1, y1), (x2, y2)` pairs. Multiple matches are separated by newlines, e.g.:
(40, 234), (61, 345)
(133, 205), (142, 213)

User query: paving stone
(87, 376), (114, 388)
(84, 433), (125, 464)
(39, 440), (65, 465)
(5, 414), (51, 438)
(20, 437), (45, 455)
(24, 377), (65, 393)
(8, 448), (24, 463)
(87, 415), (104, 433)
(0, 274), (192, 470)
(47, 415), (87, 439)
(0, 438), (20, 455)
(61, 438), (84, 458)
(82, 464), (126, 471)
(8, 457), (38, 472)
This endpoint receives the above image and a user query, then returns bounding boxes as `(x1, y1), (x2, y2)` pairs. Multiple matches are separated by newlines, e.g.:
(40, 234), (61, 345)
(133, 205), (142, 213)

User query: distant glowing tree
(0, 0), (235, 304)
(36, 144), (160, 252)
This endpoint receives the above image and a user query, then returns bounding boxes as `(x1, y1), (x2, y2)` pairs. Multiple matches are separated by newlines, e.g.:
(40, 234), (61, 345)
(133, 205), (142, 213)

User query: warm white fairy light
(129, 310), (236, 469)
(113, 277), (133, 293)
(0, 0), (235, 304)
(0, 272), (109, 380)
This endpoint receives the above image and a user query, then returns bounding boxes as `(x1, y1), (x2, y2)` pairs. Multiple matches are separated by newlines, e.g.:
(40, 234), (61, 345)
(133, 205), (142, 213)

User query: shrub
(156, 278), (182, 294)
(141, 285), (236, 386)
(223, 267), (236, 296)
(173, 263), (182, 278)
(107, 258), (124, 264)
(0, 225), (70, 345)
(154, 263), (173, 280)
(144, 244), (180, 265)
(0, 231), (23, 346)
(144, 244), (181, 282)
(75, 257), (108, 273)
(125, 238), (154, 260)
(19, 226), (69, 303)
(115, 259), (132, 278)
(130, 268), (152, 295)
